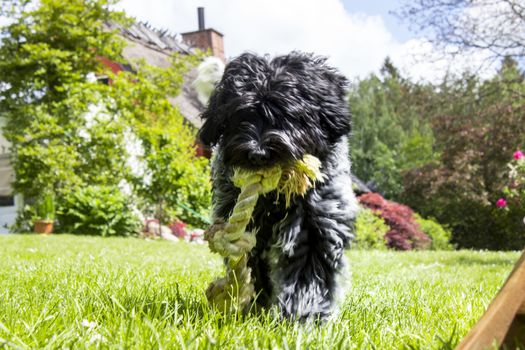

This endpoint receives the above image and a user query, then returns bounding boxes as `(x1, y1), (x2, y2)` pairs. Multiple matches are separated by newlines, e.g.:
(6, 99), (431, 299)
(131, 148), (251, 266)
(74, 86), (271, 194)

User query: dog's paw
(206, 275), (255, 313)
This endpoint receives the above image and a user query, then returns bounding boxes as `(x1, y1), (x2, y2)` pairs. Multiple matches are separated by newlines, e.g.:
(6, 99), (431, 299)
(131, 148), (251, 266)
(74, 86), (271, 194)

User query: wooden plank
(519, 300), (525, 315)
(456, 249), (525, 350)
(502, 314), (525, 348)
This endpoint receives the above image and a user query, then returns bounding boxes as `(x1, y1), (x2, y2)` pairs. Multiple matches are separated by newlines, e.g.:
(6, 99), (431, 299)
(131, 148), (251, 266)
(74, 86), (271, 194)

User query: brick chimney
(181, 7), (225, 61)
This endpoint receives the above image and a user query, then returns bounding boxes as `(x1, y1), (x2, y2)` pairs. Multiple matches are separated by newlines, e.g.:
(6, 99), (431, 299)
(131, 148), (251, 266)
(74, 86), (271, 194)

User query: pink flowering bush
(494, 149), (525, 249)
(501, 150), (525, 208)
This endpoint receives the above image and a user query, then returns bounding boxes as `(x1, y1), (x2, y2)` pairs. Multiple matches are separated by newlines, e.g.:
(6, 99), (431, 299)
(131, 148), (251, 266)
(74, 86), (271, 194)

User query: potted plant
(33, 192), (55, 234)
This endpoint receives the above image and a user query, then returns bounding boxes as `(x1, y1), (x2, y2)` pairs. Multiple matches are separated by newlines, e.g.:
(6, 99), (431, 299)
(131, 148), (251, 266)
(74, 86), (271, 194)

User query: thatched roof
(109, 21), (193, 58)
(107, 21), (205, 128)
(170, 68), (205, 128)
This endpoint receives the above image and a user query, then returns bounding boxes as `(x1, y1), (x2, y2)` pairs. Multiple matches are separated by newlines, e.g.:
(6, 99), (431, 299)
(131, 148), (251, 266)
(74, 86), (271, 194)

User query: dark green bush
(57, 185), (141, 237)
(354, 207), (389, 250)
(410, 196), (525, 250)
(414, 215), (454, 250)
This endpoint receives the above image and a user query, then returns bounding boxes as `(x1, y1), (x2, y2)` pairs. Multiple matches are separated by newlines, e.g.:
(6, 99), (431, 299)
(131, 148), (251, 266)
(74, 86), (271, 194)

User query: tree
(401, 58), (525, 249)
(350, 54), (525, 249)
(349, 58), (439, 198)
(396, 0), (525, 65)
(0, 0), (128, 200)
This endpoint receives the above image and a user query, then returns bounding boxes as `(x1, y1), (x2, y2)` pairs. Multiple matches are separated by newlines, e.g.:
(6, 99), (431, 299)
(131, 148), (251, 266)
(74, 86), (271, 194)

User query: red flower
(496, 198), (507, 208)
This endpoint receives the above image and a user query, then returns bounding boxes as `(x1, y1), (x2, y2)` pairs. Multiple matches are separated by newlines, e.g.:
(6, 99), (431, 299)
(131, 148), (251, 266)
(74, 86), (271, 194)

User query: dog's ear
(317, 65), (351, 139)
(278, 52), (351, 140)
(198, 52), (269, 147)
(198, 88), (224, 147)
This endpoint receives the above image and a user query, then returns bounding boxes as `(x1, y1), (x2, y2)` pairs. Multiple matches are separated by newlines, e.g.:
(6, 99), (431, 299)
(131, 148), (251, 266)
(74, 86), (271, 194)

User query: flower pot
(34, 220), (54, 234)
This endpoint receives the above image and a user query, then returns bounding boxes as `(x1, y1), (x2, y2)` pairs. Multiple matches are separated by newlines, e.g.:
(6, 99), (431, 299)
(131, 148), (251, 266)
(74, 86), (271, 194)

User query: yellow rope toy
(205, 154), (324, 313)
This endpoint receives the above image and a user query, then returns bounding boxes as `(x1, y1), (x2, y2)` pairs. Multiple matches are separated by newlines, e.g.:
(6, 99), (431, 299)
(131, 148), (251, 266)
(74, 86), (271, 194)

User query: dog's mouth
(222, 145), (301, 171)
(221, 128), (305, 170)
(223, 148), (286, 170)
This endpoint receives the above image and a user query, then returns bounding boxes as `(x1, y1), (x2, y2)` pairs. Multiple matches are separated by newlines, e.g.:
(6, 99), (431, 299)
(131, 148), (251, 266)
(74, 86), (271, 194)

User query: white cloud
(115, 0), (497, 83)
(391, 38), (498, 83)
(116, 0), (401, 79)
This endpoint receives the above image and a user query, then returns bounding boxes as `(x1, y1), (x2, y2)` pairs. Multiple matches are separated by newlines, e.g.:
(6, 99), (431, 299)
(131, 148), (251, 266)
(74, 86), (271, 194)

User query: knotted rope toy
(205, 154), (324, 313)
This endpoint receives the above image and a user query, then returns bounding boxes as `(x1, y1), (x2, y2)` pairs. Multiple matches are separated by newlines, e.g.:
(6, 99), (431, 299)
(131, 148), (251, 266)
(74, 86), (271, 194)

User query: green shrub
(11, 193), (56, 232)
(57, 185), (141, 237)
(354, 207), (389, 250)
(36, 192), (56, 221)
(414, 215), (454, 250)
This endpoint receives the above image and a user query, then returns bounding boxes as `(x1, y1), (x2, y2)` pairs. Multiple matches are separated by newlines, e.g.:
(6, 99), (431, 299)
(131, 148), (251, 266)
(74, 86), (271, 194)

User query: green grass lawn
(0, 235), (520, 349)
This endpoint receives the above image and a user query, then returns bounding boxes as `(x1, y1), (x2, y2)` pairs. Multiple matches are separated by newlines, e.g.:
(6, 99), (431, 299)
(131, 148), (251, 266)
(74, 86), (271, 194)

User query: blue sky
(342, 0), (413, 42)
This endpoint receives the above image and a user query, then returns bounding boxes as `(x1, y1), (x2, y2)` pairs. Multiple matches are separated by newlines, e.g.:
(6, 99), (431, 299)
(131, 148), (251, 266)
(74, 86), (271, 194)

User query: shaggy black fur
(199, 52), (358, 320)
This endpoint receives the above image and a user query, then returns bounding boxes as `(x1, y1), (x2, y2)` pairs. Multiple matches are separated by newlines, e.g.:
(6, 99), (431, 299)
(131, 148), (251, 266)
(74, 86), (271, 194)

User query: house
(0, 119), (20, 233)
(0, 8), (225, 233)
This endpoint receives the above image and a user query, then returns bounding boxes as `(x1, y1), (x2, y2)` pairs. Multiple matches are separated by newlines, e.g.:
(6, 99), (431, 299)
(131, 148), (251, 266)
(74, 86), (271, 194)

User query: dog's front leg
(210, 152), (239, 221)
(270, 184), (356, 321)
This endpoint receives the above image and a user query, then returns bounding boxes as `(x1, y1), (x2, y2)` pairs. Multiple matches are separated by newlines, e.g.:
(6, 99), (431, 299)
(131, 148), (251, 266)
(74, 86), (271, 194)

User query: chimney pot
(181, 7), (225, 61)
(198, 7), (205, 31)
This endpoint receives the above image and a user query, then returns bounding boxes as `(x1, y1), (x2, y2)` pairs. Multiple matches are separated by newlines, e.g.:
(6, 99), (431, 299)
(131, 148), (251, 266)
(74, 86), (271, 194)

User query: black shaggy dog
(199, 52), (359, 320)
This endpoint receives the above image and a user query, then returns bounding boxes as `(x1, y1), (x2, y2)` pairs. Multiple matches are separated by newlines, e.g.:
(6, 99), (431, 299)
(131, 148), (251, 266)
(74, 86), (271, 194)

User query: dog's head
(198, 52), (350, 169)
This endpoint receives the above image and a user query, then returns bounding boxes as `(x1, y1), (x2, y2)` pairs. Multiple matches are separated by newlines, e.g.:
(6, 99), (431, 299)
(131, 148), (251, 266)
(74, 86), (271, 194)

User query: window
(0, 155), (14, 207)
(0, 195), (14, 207)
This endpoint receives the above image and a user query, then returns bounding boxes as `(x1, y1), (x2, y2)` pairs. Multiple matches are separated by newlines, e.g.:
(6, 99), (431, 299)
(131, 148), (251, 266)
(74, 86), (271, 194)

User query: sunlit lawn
(0, 234), (519, 349)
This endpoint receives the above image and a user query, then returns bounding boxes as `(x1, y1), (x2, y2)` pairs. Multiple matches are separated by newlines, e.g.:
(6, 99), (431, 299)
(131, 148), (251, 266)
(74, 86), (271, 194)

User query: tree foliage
(0, 0), (128, 199)
(108, 56), (212, 227)
(349, 58), (439, 198)
(401, 58), (525, 249)
(350, 55), (525, 249)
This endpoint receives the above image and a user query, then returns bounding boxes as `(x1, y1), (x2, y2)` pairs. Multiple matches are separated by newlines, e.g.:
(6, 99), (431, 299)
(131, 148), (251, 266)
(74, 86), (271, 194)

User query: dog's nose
(248, 149), (270, 166)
